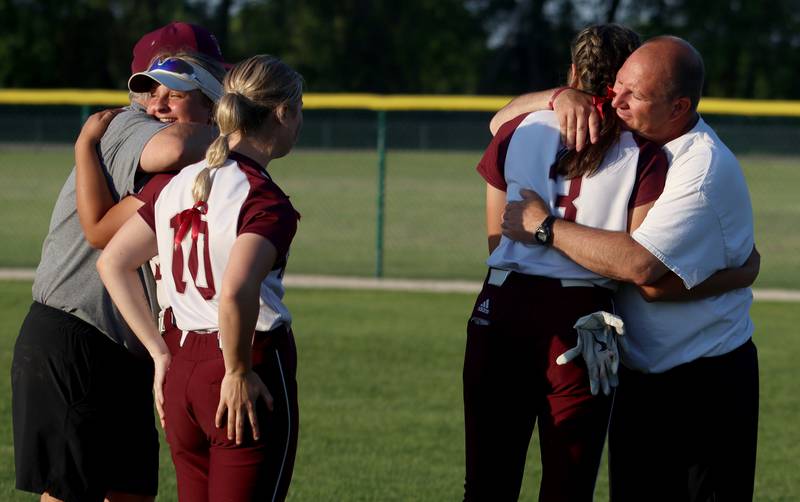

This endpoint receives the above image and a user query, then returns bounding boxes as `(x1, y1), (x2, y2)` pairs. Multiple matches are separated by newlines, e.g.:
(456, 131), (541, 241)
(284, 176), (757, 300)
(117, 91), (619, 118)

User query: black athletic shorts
(11, 302), (159, 502)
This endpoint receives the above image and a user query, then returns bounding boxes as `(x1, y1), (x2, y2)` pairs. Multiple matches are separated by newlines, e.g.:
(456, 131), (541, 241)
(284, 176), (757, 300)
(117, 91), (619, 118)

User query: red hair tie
(591, 85), (616, 120)
(173, 201), (208, 250)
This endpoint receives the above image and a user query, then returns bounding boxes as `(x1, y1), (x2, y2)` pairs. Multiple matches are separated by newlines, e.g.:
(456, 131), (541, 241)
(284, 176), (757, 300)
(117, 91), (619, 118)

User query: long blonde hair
(192, 55), (303, 203)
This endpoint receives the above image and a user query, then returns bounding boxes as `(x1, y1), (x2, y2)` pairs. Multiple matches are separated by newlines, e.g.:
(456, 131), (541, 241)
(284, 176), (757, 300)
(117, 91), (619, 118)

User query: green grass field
(1, 147), (797, 288)
(1, 282), (799, 501)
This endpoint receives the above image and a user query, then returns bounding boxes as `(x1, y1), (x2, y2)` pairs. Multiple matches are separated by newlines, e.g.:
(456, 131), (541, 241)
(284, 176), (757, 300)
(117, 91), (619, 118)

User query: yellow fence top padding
(0, 89), (130, 106)
(696, 98), (800, 116)
(302, 94), (512, 111)
(2, 89), (800, 116)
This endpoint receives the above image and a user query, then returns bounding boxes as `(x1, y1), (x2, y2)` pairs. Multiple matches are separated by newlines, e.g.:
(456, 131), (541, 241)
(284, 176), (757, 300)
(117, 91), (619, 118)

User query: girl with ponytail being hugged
(464, 25), (668, 501)
(98, 55), (303, 502)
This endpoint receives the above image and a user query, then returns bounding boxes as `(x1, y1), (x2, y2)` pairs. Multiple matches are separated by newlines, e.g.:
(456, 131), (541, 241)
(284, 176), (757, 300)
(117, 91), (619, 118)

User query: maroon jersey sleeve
(136, 173), (175, 230)
(629, 136), (669, 209)
(237, 179), (300, 259)
(134, 172), (178, 201)
(476, 113), (530, 191)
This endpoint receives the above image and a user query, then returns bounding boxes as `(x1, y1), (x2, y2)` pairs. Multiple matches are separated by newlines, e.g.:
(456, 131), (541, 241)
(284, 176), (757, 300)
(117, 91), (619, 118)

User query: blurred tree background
(1, 0), (799, 98)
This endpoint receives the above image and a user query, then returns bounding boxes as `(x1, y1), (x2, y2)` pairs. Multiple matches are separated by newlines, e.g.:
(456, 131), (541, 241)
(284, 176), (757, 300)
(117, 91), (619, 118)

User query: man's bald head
(639, 36), (705, 111)
(611, 35), (703, 143)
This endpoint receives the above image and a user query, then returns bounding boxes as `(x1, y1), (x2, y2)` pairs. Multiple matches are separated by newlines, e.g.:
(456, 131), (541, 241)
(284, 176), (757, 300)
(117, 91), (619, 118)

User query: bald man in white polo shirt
(502, 36), (759, 501)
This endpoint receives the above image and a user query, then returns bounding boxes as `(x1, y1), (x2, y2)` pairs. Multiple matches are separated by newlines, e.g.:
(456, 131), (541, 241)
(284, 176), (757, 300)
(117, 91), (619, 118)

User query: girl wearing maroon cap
(131, 21), (226, 74)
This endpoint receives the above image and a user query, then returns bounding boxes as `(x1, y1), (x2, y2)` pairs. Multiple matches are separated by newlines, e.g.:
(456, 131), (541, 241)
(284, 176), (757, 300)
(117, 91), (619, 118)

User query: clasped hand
(77, 108), (123, 146)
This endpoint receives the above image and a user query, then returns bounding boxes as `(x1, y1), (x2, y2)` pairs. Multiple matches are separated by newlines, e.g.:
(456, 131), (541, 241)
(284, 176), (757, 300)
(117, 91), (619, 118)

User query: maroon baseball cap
(131, 21), (228, 73)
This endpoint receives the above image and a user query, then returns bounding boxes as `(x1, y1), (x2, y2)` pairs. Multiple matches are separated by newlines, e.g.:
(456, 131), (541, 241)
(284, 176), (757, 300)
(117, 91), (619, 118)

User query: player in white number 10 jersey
(99, 55), (303, 502)
(145, 150), (296, 334)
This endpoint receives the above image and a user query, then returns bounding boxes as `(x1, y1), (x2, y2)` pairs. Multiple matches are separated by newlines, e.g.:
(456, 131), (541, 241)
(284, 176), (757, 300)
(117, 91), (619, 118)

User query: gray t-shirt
(32, 104), (167, 358)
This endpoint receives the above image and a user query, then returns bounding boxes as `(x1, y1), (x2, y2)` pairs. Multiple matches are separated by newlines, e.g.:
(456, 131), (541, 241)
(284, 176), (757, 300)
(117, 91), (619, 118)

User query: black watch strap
(534, 215), (556, 246)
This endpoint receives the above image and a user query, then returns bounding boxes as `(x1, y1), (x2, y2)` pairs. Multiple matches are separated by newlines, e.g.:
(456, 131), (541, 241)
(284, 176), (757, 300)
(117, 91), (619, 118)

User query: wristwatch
(534, 215), (556, 246)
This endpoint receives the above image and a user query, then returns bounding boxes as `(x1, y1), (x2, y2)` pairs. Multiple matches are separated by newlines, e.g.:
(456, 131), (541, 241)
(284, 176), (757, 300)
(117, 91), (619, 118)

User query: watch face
(535, 217), (553, 245)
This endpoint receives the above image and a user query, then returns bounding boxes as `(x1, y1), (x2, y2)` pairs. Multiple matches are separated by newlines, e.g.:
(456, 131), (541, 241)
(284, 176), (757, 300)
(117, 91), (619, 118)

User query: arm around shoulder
(139, 123), (217, 173)
(489, 90), (554, 136)
(74, 108), (128, 248)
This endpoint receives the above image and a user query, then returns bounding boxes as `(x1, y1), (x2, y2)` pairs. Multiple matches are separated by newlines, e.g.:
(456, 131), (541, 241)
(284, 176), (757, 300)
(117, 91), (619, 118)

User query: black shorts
(11, 302), (159, 502)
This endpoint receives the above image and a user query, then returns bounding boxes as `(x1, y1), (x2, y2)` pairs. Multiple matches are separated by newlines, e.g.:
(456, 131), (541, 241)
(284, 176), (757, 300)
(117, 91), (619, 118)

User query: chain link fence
(1, 104), (798, 288)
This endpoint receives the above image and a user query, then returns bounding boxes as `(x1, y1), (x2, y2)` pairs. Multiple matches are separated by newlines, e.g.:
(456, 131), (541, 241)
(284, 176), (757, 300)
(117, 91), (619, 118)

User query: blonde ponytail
(191, 55), (303, 204)
(191, 135), (227, 203)
(191, 92), (247, 203)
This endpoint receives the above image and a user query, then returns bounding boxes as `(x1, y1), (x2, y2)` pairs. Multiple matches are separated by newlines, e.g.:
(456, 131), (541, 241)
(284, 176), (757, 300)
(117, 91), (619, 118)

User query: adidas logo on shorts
(477, 299), (490, 315)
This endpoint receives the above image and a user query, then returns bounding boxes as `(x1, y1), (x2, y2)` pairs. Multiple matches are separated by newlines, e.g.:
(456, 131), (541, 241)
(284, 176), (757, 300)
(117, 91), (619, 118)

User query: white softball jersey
(138, 152), (299, 333)
(135, 174), (178, 315)
(478, 111), (668, 287)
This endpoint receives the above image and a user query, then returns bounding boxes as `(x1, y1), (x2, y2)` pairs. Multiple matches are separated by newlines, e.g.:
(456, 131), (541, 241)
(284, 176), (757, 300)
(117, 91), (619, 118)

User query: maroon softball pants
(463, 270), (614, 501)
(162, 319), (299, 502)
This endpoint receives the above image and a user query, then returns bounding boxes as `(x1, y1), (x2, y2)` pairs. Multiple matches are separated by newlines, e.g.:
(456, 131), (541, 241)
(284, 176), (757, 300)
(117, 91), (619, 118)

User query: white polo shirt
(615, 117), (755, 373)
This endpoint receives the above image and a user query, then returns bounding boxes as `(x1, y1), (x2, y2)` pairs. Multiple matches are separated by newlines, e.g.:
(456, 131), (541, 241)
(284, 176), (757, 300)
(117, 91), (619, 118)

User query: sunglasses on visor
(148, 57), (198, 78)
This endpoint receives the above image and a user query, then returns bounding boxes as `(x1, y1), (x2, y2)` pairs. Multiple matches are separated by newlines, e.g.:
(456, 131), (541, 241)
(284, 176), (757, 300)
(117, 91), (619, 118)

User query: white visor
(128, 57), (223, 102)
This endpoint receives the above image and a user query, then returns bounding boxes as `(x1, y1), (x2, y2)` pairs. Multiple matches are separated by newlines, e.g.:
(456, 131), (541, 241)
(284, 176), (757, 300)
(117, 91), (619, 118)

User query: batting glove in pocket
(556, 311), (625, 396)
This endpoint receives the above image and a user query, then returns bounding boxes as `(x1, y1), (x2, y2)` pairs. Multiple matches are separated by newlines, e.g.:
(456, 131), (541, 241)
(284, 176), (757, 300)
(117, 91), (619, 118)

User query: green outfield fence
(1, 91), (799, 285)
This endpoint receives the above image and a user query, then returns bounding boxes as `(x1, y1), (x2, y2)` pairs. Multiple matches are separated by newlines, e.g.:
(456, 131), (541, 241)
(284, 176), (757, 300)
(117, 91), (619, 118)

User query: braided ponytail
(192, 135), (227, 204)
(558, 24), (640, 179)
(191, 56), (303, 204)
(191, 93), (240, 203)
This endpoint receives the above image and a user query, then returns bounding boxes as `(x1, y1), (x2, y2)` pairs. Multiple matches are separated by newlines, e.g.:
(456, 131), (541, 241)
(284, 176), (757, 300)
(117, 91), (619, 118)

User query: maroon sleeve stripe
(236, 168), (299, 260)
(136, 173), (175, 230)
(630, 136), (669, 209)
(134, 172), (176, 201)
(476, 113), (530, 192)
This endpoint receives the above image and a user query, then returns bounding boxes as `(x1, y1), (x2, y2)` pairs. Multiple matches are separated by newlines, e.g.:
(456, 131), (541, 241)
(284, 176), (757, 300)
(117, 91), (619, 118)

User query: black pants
(609, 339), (759, 502)
(463, 271), (614, 501)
